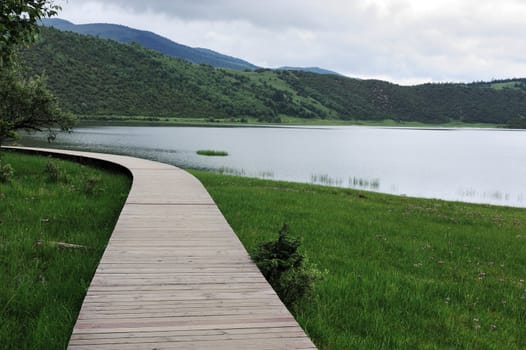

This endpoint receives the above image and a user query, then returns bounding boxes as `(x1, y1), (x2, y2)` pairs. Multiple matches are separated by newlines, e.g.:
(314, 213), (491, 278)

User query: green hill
(21, 27), (526, 125)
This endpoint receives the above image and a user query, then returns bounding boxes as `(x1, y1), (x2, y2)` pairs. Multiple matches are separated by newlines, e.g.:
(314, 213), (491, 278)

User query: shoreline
(76, 115), (507, 129)
(13, 131), (526, 210)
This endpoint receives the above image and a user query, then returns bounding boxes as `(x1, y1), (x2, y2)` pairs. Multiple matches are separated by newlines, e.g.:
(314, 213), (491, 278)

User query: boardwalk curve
(7, 147), (316, 350)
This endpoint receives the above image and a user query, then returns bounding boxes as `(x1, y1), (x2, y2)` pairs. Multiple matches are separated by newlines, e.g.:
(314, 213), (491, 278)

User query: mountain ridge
(277, 66), (342, 76)
(40, 18), (345, 76)
(40, 18), (259, 71)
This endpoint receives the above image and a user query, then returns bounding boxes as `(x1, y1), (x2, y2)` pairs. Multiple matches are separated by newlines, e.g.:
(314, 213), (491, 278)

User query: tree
(0, 68), (76, 144)
(1, 0), (60, 65)
(0, 0), (75, 146)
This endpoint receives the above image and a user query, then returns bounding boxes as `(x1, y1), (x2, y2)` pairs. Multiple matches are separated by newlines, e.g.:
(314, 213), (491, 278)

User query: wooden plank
(71, 320), (301, 335)
(69, 330), (318, 349)
(68, 338), (316, 350)
(5, 147), (316, 349)
(69, 326), (304, 340)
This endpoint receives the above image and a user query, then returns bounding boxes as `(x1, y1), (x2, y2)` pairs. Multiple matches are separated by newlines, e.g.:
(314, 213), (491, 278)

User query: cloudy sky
(57, 0), (526, 85)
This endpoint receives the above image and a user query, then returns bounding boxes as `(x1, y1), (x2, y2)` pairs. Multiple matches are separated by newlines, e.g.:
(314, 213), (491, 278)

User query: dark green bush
(44, 159), (60, 182)
(0, 159), (14, 182)
(83, 176), (102, 195)
(253, 223), (322, 308)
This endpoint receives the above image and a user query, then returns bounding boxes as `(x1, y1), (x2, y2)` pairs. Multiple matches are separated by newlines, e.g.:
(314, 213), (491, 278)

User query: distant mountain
(40, 18), (73, 28)
(22, 27), (526, 125)
(40, 18), (259, 71)
(40, 19), (343, 76)
(278, 66), (341, 76)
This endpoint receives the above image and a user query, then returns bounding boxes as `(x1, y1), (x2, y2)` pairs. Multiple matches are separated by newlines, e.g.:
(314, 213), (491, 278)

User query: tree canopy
(0, 0), (75, 146)
(1, 0), (60, 66)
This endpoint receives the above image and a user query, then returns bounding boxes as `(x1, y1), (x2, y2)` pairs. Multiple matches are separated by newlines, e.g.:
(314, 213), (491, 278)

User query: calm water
(20, 125), (526, 207)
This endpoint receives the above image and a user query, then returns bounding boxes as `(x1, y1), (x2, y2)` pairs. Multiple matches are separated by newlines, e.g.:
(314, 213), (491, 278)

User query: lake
(19, 124), (526, 207)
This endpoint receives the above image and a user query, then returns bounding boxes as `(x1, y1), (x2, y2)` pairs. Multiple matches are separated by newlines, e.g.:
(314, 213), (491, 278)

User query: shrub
(44, 159), (60, 182)
(44, 159), (70, 183)
(83, 176), (102, 195)
(253, 223), (323, 308)
(0, 160), (14, 183)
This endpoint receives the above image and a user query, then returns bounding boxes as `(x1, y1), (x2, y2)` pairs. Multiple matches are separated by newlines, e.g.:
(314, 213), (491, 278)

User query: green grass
(0, 151), (131, 349)
(196, 149), (229, 156)
(190, 170), (526, 350)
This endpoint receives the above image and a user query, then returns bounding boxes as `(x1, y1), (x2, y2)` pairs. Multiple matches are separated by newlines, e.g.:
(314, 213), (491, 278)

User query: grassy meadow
(191, 170), (526, 349)
(0, 151), (130, 349)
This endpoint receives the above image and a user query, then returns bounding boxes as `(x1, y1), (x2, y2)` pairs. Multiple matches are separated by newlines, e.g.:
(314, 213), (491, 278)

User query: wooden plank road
(7, 147), (316, 350)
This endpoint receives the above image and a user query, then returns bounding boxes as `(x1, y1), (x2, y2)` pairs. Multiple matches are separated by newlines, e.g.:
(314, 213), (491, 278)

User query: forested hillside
(286, 73), (526, 123)
(21, 27), (526, 124)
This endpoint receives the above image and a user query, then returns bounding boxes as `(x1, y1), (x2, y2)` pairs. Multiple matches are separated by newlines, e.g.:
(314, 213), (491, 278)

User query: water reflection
(309, 175), (380, 190)
(216, 167), (246, 177)
(257, 171), (275, 179)
(457, 188), (524, 204)
(349, 177), (380, 190)
(310, 174), (343, 187)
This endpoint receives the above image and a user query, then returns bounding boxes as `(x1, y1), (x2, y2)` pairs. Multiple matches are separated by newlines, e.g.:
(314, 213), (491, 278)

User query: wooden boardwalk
(8, 147), (316, 350)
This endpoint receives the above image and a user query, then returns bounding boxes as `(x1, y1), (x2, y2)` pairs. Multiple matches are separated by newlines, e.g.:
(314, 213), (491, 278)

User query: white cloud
(57, 0), (526, 84)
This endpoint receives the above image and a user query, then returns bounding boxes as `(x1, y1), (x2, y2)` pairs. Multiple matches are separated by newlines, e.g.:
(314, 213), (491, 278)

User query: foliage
(43, 158), (61, 182)
(0, 151), (130, 349)
(21, 27), (277, 118)
(506, 116), (526, 129)
(284, 73), (526, 124)
(0, 67), (76, 144)
(0, 158), (14, 182)
(253, 223), (322, 308)
(83, 175), (102, 195)
(192, 170), (526, 350)
(21, 27), (526, 125)
(0, 1), (76, 146)
(0, 0), (60, 66)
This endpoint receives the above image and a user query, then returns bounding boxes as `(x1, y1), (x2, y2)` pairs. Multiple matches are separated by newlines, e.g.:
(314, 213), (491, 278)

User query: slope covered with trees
(286, 73), (526, 123)
(22, 28), (275, 119)
(21, 27), (526, 125)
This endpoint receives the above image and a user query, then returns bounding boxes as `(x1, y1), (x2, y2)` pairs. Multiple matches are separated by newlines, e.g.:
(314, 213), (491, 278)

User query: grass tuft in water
(196, 149), (229, 156)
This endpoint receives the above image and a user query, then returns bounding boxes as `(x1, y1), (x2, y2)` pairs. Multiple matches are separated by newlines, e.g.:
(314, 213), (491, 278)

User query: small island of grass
(196, 149), (229, 156)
